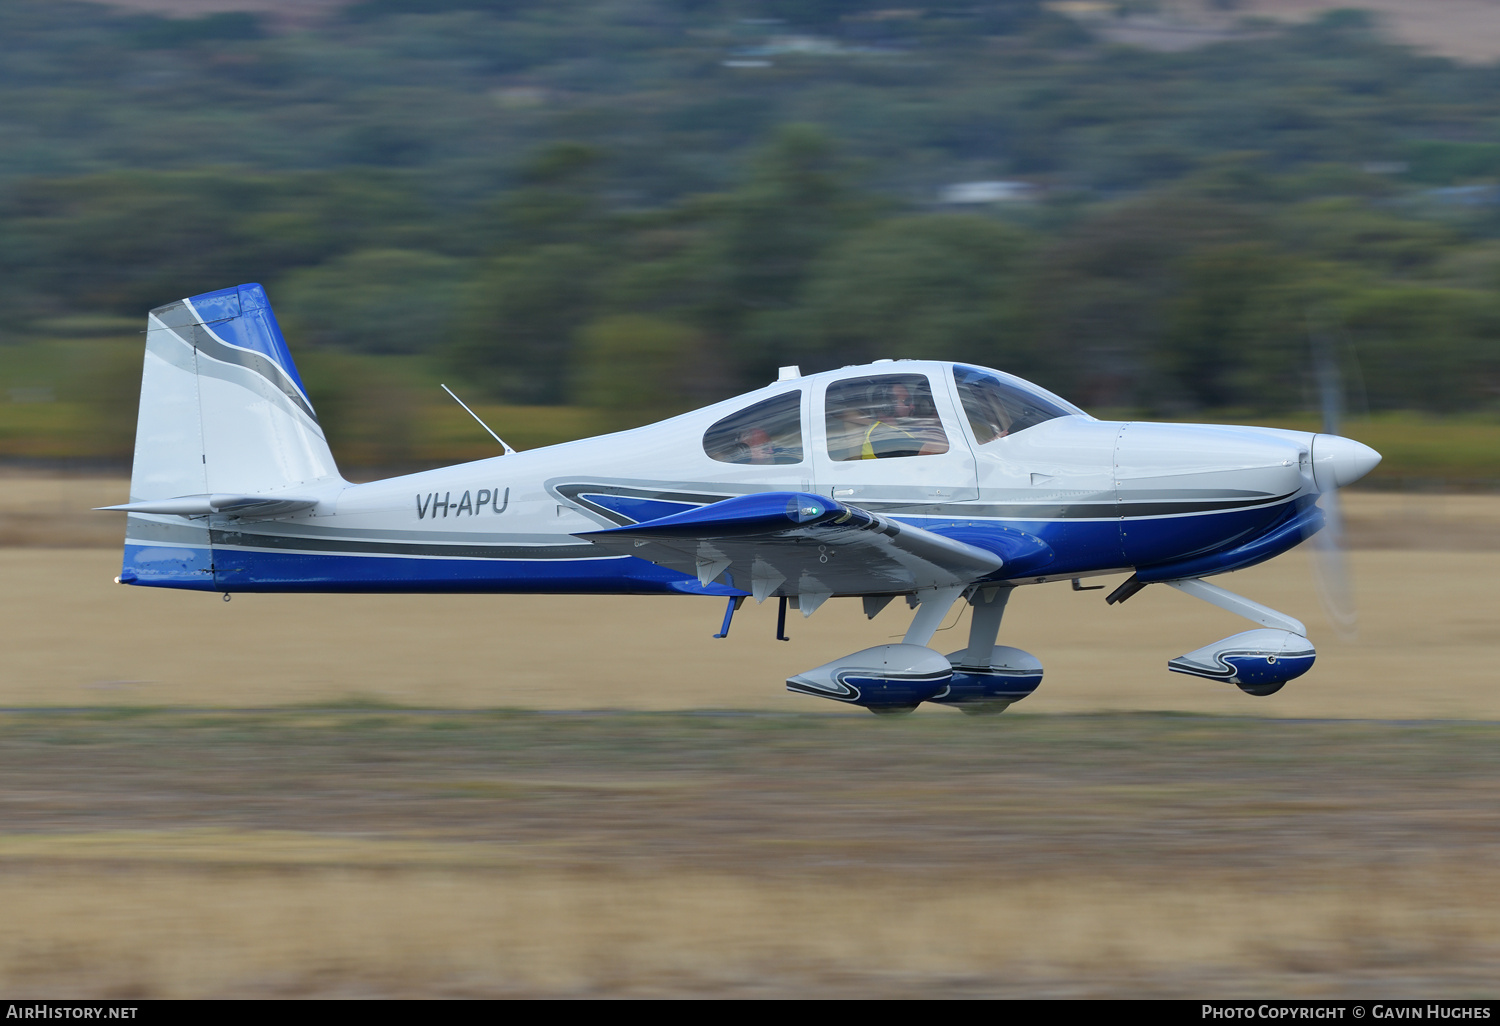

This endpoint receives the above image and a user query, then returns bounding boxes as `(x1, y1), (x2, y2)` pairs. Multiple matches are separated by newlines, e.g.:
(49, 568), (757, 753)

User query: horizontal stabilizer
(99, 494), (318, 519)
(575, 491), (1002, 598)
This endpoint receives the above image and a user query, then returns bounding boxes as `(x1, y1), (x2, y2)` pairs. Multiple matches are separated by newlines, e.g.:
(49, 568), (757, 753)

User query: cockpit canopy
(951, 364), (1083, 444)
(701, 362), (1084, 466)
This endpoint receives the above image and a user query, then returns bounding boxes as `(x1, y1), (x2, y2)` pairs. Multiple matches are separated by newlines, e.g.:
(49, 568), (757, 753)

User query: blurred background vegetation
(0, 0), (1497, 485)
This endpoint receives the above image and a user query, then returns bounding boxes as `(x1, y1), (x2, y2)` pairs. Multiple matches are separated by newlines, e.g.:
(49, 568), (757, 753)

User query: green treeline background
(1, 0), (1498, 479)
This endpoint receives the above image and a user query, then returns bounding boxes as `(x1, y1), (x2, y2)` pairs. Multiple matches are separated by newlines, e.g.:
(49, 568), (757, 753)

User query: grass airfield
(1, 483), (1498, 996)
(2, 710), (1498, 998)
(3, 545), (1496, 720)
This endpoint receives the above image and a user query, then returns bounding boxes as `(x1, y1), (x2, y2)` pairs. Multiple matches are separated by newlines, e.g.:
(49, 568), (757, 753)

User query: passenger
(736, 426), (775, 464)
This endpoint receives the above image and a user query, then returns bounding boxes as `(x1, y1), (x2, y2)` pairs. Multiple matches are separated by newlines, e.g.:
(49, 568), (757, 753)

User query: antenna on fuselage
(440, 384), (517, 455)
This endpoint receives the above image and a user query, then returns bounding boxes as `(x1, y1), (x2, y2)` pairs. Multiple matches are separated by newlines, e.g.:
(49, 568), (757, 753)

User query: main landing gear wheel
(1237, 681), (1286, 697)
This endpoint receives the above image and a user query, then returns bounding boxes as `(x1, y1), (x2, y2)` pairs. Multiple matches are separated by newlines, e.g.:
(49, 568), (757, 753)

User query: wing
(574, 491), (1004, 603)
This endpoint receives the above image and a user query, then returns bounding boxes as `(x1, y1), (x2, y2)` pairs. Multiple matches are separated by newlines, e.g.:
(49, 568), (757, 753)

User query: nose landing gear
(1162, 578), (1316, 695)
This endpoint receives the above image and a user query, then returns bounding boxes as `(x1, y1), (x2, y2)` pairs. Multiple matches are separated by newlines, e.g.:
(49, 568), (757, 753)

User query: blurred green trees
(1, 0), (1499, 445)
(453, 245), (601, 403)
(278, 249), (466, 354)
(803, 214), (1031, 368)
(1, 170), (433, 317)
(448, 143), (611, 403)
(574, 314), (701, 429)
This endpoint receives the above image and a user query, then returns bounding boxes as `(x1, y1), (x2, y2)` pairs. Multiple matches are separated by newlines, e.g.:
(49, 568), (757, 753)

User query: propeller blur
(101, 284), (1381, 714)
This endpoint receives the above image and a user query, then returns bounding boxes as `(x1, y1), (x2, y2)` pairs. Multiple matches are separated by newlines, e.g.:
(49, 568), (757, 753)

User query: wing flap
(575, 491), (1002, 597)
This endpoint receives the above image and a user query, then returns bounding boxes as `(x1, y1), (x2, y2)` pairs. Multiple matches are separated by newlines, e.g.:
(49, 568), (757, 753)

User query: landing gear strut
(1161, 578), (1316, 695)
(786, 584), (1045, 715)
(929, 585), (1043, 715)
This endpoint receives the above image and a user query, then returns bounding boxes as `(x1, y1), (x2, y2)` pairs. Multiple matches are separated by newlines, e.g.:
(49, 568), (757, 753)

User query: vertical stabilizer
(121, 283), (341, 589)
(130, 283), (340, 502)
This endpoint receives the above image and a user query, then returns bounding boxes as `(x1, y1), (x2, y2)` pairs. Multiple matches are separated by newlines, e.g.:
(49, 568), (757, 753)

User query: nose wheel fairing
(1157, 579), (1316, 696)
(1168, 629), (1316, 695)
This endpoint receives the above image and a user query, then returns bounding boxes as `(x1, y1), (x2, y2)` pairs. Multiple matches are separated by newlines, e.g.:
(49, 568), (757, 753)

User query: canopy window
(703, 391), (804, 465)
(824, 374), (950, 462)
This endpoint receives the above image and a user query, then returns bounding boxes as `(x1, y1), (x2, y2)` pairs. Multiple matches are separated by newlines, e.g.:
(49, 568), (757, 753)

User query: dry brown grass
(1092, 1), (1500, 63)
(1, 541), (1495, 718)
(1342, 491), (1500, 550)
(3, 472), (1497, 716)
(0, 472), (129, 548)
(1246, 0), (1500, 63)
(3, 860), (1495, 997)
(1, 709), (1496, 998)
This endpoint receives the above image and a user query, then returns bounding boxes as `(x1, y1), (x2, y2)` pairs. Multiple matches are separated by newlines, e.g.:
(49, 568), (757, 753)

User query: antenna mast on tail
(441, 384), (516, 455)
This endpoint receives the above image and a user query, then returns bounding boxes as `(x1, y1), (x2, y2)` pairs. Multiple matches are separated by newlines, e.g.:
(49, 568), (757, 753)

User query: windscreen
(952, 364), (1080, 444)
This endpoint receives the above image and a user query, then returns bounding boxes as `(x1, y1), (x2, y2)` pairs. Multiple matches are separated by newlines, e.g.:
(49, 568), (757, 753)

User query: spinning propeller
(1303, 331), (1380, 640)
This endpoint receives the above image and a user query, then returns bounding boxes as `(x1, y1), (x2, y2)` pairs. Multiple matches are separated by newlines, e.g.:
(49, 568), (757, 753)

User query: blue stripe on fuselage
(121, 501), (1297, 593)
(1118, 499), (1294, 569)
(121, 543), (746, 596)
(896, 499), (1294, 580)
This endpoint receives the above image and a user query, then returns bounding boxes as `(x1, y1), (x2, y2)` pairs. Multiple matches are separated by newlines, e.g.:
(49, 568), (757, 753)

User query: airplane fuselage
(120, 359), (1335, 597)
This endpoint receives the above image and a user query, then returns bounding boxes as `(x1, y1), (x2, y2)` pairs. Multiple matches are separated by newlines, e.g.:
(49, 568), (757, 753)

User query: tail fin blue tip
(185, 283), (307, 399)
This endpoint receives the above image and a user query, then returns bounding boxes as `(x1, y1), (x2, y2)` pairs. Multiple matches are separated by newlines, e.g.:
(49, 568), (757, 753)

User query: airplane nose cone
(1312, 434), (1382, 491)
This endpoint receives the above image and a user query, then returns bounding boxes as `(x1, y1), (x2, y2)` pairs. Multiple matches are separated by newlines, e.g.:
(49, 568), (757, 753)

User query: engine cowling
(1167, 629), (1315, 696)
(929, 645), (1044, 715)
(787, 645), (952, 713)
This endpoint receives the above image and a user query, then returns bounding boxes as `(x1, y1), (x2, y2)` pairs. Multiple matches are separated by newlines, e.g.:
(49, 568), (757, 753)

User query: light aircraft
(103, 283), (1381, 714)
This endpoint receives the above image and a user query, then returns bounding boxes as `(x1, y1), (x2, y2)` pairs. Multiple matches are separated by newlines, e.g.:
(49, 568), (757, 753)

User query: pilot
(969, 393), (1012, 443)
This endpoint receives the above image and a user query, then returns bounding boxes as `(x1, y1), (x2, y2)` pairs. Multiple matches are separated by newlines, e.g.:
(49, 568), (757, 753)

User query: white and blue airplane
(104, 283), (1381, 714)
